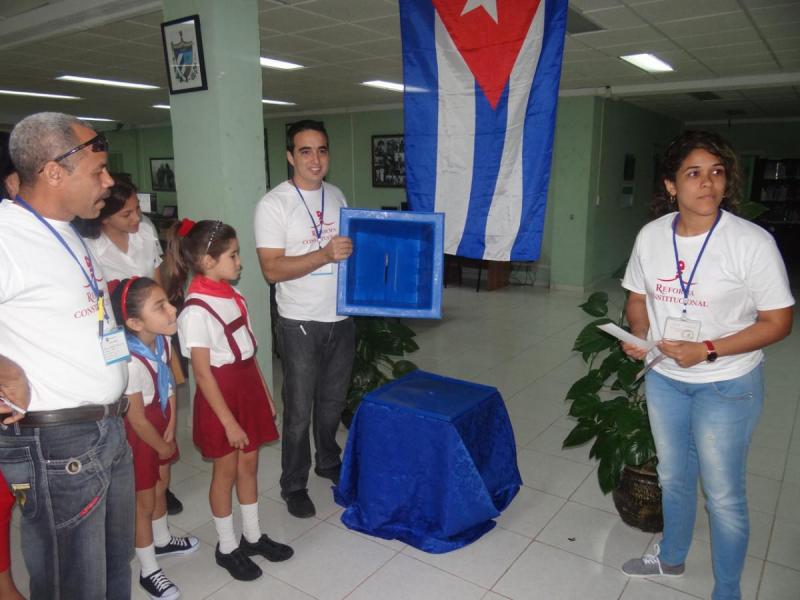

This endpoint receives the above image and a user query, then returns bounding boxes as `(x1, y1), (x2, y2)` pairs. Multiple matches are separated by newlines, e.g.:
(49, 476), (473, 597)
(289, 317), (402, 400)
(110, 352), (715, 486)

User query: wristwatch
(702, 340), (718, 363)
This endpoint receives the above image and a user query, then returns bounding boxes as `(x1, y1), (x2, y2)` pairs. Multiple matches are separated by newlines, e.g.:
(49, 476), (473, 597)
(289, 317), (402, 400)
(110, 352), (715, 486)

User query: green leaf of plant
(392, 360), (417, 378)
(579, 291), (609, 317)
(616, 359), (642, 389)
(572, 318), (615, 358)
(568, 393), (601, 419)
(566, 371), (604, 400)
(597, 447), (624, 494)
(563, 422), (597, 448)
(738, 200), (769, 221)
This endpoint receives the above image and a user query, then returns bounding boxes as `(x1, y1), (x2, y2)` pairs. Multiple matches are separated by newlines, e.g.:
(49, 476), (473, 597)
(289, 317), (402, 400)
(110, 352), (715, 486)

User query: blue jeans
(0, 416), (135, 600)
(645, 365), (763, 600)
(277, 317), (355, 494)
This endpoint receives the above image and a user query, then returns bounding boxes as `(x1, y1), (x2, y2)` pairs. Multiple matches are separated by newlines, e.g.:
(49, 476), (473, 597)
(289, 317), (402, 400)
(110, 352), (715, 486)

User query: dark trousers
(277, 317), (355, 494)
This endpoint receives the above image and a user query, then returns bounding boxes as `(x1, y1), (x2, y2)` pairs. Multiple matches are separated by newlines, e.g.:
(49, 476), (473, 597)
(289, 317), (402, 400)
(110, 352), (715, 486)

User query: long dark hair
(109, 277), (159, 331)
(165, 219), (237, 305)
(652, 130), (742, 218)
(74, 173), (137, 238)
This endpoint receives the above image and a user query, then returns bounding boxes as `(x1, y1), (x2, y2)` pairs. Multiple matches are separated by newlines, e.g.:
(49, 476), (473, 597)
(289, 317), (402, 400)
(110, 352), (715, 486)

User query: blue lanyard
(14, 195), (108, 327)
(671, 210), (722, 315)
(291, 180), (325, 248)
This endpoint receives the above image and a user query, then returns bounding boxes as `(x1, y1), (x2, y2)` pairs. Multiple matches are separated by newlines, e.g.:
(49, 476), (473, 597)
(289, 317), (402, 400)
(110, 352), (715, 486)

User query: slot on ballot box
(337, 208), (444, 319)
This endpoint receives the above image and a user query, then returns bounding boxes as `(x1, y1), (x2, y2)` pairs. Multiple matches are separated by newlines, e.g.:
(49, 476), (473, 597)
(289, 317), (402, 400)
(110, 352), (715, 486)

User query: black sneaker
(215, 544), (262, 581)
(280, 489), (316, 518)
(155, 535), (200, 558)
(140, 569), (180, 600)
(314, 464), (341, 485)
(165, 488), (183, 515)
(239, 534), (294, 562)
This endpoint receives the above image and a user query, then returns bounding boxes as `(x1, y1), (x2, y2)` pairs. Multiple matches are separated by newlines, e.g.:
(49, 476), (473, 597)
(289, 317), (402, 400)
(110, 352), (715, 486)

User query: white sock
(213, 514), (238, 554)
(152, 514), (171, 548)
(136, 543), (159, 577)
(240, 502), (262, 544)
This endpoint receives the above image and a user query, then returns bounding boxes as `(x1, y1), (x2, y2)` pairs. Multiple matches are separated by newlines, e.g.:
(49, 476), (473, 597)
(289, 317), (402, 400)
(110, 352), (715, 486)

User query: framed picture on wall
(150, 157), (176, 192)
(160, 14), (208, 94)
(372, 135), (405, 188)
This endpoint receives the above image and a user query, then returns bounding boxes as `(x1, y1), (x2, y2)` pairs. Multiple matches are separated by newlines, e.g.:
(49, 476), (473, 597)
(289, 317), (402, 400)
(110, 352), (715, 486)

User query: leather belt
(18, 397), (129, 428)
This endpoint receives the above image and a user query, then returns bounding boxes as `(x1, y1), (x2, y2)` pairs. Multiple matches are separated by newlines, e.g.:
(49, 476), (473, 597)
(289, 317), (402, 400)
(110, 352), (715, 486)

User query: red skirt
(0, 470), (13, 572)
(125, 401), (179, 492)
(193, 357), (278, 459)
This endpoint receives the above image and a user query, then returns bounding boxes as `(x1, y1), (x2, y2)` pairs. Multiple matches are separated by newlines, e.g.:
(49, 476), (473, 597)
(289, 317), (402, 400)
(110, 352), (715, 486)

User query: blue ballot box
(334, 370), (522, 553)
(337, 208), (444, 319)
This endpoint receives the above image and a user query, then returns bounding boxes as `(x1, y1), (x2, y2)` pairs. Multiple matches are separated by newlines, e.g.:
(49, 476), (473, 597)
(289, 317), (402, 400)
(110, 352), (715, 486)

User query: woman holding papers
(618, 130), (794, 600)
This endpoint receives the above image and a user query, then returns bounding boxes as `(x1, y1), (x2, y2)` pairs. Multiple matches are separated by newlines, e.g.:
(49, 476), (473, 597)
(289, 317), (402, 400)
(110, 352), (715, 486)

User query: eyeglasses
(45, 133), (109, 169)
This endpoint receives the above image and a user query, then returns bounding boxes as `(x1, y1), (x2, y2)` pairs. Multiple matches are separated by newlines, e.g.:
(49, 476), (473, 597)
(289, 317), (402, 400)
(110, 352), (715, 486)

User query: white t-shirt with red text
(254, 180), (347, 322)
(623, 210), (794, 383)
(0, 200), (127, 410)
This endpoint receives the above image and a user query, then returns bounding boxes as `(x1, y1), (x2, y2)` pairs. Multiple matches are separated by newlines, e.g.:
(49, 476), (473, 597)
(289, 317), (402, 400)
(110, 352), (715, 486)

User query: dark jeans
(0, 416), (135, 600)
(277, 316), (355, 494)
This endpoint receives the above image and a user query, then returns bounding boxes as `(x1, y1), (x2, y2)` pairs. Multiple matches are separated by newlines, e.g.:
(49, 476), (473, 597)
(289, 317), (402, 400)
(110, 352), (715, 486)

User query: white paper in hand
(597, 323), (658, 351)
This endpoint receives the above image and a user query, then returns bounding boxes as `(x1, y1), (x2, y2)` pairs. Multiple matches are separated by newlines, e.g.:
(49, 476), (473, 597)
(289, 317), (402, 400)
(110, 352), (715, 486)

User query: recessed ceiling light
(362, 80), (404, 92)
(0, 89), (81, 100)
(78, 116), (115, 122)
(260, 57), (304, 70)
(262, 98), (296, 106)
(152, 104), (171, 110)
(619, 54), (673, 73)
(57, 75), (159, 90)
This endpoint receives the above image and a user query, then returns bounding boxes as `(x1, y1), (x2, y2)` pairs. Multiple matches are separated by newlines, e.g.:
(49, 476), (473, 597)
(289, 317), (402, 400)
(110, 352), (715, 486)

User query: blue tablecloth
(334, 370), (521, 553)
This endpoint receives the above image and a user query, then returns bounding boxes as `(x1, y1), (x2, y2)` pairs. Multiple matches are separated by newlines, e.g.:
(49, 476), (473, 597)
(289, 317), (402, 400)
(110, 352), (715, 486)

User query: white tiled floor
(8, 280), (800, 599)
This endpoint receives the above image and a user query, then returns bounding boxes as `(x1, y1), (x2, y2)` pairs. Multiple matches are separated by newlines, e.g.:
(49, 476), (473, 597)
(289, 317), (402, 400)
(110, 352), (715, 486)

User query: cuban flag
(400, 0), (568, 261)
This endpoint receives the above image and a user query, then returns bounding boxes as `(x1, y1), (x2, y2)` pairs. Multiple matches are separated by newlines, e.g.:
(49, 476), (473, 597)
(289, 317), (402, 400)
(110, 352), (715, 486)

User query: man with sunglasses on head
(0, 112), (134, 599)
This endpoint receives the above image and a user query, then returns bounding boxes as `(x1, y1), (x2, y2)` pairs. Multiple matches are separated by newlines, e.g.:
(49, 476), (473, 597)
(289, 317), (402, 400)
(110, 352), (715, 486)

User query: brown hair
(652, 130), (742, 218)
(109, 277), (159, 331)
(165, 219), (237, 305)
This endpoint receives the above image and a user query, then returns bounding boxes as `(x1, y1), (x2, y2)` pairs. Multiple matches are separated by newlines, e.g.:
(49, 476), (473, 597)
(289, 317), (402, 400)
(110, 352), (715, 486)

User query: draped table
(334, 370), (521, 553)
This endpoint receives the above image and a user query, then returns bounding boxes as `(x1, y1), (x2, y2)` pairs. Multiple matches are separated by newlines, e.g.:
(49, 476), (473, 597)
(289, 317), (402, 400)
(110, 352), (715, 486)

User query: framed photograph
(372, 135), (405, 188)
(160, 15), (208, 94)
(150, 158), (176, 192)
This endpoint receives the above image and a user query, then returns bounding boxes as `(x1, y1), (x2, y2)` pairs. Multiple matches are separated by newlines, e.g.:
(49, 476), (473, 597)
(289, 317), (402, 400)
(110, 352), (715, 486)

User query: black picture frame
(372, 134), (405, 188)
(160, 14), (208, 95)
(150, 158), (176, 192)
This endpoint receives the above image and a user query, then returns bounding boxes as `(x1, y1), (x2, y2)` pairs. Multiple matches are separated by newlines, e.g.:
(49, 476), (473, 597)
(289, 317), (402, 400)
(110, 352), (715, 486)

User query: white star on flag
(460, 0), (499, 24)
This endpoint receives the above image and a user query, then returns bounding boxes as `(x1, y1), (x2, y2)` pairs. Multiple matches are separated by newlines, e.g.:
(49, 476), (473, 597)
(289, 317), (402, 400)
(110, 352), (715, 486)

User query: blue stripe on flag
(400, 0), (438, 212)
(512, 0), (568, 260)
(456, 81), (509, 258)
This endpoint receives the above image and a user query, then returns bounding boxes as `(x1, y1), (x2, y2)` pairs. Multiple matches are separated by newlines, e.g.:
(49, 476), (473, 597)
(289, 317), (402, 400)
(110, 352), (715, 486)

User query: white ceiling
(0, 0), (799, 129)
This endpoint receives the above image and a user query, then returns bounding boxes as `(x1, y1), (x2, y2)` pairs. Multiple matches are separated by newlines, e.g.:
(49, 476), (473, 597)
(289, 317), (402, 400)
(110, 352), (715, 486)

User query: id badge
(311, 263), (333, 276)
(663, 317), (701, 342)
(101, 327), (130, 365)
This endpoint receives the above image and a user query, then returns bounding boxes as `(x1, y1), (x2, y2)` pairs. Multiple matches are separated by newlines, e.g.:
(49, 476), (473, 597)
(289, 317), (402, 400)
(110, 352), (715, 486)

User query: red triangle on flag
(432, 0), (541, 109)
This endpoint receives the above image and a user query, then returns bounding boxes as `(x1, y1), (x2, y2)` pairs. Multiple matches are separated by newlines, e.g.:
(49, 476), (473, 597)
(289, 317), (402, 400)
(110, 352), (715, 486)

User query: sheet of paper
(597, 323), (658, 351)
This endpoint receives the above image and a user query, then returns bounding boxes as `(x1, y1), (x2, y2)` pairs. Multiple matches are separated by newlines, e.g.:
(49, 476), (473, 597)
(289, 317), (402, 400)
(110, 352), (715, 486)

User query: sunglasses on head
(48, 133), (109, 166)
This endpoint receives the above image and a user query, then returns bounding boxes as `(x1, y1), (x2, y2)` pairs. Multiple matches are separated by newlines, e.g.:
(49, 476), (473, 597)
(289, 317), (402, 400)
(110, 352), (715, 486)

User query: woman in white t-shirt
(75, 173), (163, 286)
(619, 131), (794, 600)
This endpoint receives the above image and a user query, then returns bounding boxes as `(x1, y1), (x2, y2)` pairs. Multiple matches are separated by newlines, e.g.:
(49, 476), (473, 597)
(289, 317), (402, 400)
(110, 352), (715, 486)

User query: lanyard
(291, 180), (325, 248)
(14, 195), (108, 333)
(671, 209), (722, 315)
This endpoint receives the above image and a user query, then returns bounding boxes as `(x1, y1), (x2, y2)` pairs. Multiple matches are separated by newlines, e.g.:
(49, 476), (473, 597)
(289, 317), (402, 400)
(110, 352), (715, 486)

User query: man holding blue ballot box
(255, 120), (355, 519)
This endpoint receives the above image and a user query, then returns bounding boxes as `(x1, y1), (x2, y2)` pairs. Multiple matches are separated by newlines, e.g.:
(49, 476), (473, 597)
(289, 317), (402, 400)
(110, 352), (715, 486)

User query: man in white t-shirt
(0, 112), (134, 599)
(255, 120), (355, 519)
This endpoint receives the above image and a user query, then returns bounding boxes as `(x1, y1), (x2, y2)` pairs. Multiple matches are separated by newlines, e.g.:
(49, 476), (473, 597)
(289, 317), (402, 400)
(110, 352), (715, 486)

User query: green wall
(106, 126), (177, 208)
(702, 121), (800, 159)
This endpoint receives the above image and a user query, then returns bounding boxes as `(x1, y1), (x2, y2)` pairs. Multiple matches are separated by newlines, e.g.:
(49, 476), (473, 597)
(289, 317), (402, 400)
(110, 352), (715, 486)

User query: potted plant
(343, 316), (419, 427)
(562, 291), (662, 532)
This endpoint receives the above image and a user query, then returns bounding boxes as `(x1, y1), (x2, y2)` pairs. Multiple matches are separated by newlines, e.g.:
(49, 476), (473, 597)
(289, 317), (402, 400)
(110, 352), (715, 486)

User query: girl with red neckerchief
(166, 219), (293, 583)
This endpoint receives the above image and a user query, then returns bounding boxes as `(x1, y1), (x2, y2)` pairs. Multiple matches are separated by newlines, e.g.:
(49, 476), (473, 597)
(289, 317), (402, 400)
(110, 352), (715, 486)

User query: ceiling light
(78, 116), (115, 122)
(262, 98), (296, 106)
(0, 89), (81, 100)
(620, 54), (673, 73)
(260, 57), (304, 70)
(57, 75), (159, 90)
(362, 80), (404, 92)
(152, 104), (171, 110)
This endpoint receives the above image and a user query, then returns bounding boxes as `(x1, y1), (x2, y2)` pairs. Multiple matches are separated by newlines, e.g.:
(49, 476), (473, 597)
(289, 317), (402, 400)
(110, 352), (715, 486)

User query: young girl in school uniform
(109, 277), (199, 600)
(167, 219), (293, 582)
